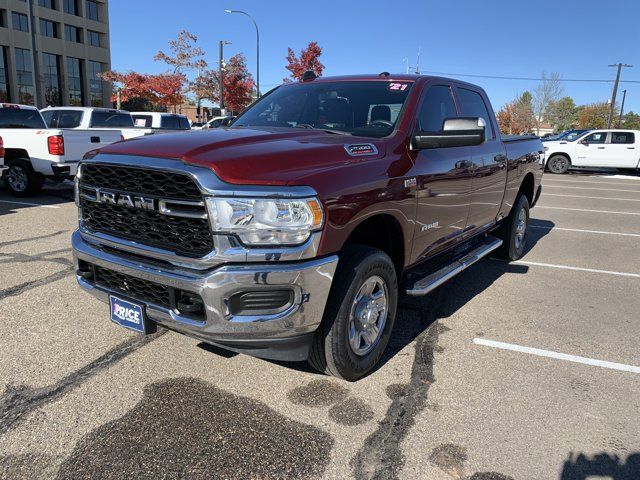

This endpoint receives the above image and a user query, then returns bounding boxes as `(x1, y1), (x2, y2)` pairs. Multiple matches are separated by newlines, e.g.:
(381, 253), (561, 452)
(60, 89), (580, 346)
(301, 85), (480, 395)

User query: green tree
(546, 97), (577, 132)
(621, 111), (640, 129)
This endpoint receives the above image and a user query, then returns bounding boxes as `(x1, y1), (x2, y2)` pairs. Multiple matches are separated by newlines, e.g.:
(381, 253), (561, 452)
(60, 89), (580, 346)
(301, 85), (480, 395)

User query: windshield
(90, 111), (134, 128)
(555, 130), (588, 142)
(0, 108), (46, 128)
(232, 80), (414, 138)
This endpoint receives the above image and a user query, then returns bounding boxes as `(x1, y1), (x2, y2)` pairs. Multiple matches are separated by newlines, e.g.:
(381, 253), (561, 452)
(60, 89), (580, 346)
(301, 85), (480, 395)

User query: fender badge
(344, 144), (379, 157)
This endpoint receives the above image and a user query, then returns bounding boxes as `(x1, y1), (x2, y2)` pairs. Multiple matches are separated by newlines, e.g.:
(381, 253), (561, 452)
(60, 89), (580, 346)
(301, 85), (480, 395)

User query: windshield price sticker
(388, 82), (409, 91)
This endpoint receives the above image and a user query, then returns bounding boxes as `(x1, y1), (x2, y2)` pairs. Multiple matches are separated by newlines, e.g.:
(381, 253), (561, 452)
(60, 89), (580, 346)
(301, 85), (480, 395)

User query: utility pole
(415, 47), (421, 74)
(219, 40), (231, 114)
(618, 89), (627, 128)
(607, 63), (632, 128)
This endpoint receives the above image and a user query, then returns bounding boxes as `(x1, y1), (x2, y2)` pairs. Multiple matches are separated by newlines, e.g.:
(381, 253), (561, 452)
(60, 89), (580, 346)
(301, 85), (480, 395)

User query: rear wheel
(5, 159), (43, 197)
(497, 194), (530, 261)
(547, 154), (570, 174)
(309, 246), (398, 381)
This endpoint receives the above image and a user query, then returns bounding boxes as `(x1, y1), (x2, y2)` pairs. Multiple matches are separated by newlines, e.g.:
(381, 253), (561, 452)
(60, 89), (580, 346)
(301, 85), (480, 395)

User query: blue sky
(110, 0), (640, 113)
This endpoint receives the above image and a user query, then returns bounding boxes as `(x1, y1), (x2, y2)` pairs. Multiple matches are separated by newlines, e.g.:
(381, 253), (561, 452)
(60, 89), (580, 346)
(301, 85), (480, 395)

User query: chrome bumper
(72, 230), (338, 360)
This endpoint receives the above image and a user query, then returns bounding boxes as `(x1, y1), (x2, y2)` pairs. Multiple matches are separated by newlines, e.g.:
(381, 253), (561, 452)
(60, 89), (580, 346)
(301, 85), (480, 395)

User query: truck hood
(96, 127), (386, 185)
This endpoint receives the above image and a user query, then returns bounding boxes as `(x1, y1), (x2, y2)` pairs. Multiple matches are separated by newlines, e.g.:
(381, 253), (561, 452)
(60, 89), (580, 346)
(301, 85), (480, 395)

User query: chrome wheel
(7, 165), (28, 193)
(514, 207), (527, 250)
(348, 275), (388, 356)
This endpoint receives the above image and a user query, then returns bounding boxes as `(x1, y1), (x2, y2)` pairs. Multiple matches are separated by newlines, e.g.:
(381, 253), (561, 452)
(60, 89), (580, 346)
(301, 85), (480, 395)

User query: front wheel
(5, 160), (43, 197)
(309, 246), (398, 381)
(547, 154), (570, 174)
(497, 194), (530, 261)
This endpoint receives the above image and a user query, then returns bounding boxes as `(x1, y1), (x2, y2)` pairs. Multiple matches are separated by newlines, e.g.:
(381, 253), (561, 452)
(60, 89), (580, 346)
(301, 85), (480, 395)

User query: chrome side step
(406, 237), (503, 296)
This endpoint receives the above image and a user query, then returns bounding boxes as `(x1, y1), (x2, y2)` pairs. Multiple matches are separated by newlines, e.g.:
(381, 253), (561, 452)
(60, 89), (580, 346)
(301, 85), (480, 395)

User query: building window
(40, 19), (58, 38)
(87, 30), (101, 47)
(64, 24), (82, 43)
(0, 10), (7, 28)
(88, 60), (103, 106)
(0, 47), (10, 102)
(38, 0), (56, 9)
(12, 12), (29, 32)
(64, 0), (79, 15)
(15, 48), (35, 105)
(66, 56), (83, 105)
(43, 53), (62, 106)
(86, 0), (99, 21)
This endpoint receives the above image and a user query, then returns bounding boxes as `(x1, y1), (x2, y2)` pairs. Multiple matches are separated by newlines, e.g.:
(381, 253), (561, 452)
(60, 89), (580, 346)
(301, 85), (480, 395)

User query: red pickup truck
(73, 73), (543, 380)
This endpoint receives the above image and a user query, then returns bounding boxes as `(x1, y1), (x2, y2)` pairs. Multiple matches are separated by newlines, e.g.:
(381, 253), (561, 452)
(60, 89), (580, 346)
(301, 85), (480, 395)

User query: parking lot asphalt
(1, 172), (639, 480)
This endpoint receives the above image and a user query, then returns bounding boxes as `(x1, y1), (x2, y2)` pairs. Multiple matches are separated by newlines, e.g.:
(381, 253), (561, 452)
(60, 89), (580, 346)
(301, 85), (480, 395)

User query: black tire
(497, 194), (530, 261)
(308, 245), (398, 381)
(547, 154), (570, 174)
(5, 159), (43, 197)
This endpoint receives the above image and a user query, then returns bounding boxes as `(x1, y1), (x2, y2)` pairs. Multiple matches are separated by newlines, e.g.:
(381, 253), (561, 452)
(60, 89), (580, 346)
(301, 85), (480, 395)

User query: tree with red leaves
(284, 42), (325, 82)
(190, 53), (255, 114)
(102, 71), (186, 110)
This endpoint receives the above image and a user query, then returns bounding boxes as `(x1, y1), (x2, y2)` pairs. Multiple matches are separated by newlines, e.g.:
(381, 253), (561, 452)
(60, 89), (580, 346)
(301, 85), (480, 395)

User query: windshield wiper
(294, 124), (352, 136)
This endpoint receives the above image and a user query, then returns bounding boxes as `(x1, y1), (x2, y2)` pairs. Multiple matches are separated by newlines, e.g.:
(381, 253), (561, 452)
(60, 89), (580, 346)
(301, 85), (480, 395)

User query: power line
(421, 70), (640, 84)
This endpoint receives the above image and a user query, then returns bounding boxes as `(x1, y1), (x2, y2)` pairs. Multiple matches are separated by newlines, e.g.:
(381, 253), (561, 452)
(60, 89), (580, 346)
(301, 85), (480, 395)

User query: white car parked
(545, 129), (640, 174)
(131, 112), (191, 132)
(1, 104), (121, 196)
(40, 107), (153, 140)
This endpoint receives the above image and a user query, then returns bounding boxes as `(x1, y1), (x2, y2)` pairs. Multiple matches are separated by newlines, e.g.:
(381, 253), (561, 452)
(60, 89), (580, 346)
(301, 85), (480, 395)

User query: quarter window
(611, 132), (635, 144)
(417, 85), (457, 132)
(457, 88), (495, 139)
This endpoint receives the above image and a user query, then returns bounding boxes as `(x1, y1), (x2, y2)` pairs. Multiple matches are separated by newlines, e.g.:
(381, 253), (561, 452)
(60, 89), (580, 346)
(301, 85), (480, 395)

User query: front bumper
(72, 230), (338, 361)
(0, 165), (7, 177)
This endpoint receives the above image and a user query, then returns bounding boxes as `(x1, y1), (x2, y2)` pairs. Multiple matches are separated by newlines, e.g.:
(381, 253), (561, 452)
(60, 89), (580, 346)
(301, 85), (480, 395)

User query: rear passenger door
(608, 131), (638, 168)
(410, 84), (473, 262)
(455, 86), (507, 232)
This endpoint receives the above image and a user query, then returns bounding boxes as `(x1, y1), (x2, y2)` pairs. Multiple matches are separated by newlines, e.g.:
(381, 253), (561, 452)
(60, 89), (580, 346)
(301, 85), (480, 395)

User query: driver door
(575, 131), (610, 167)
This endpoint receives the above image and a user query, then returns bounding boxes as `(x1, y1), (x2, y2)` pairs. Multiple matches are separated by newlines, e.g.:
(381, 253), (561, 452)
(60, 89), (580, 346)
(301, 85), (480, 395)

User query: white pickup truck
(1, 104), (122, 196)
(40, 107), (153, 140)
(545, 129), (640, 174)
(131, 112), (191, 132)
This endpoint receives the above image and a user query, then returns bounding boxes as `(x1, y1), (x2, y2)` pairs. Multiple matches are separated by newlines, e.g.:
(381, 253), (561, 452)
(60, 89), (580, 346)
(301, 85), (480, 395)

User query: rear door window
(160, 116), (180, 129)
(41, 110), (57, 127)
(56, 110), (83, 128)
(178, 116), (190, 130)
(611, 132), (635, 144)
(417, 85), (457, 132)
(90, 111), (134, 128)
(457, 87), (495, 139)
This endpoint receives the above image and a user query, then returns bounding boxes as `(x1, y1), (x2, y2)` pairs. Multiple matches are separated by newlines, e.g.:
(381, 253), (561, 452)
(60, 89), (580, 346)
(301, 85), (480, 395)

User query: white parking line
(544, 185), (640, 193)
(0, 200), (60, 209)
(544, 178), (640, 187)
(474, 338), (640, 374)
(530, 225), (640, 238)
(535, 206), (640, 216)
(544, 193), (640, 202)
(511, 260), (640, 278)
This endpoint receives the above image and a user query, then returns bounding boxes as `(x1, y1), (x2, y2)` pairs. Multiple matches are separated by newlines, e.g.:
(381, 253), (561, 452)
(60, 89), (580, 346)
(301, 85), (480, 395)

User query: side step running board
(406, 237), (503, 296)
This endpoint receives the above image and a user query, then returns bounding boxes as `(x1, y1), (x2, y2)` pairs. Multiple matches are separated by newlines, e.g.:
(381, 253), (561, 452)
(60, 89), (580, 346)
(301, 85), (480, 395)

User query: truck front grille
(81, 163), (202, 200)
(95, 264), (172, 307)
(79, 164), (213, 257)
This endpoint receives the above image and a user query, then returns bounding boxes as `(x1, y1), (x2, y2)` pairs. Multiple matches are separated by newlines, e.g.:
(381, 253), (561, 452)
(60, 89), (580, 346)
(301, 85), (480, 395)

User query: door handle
(627, 147), (635, 150)
(597, 147), (605, 149)
(90, 136), (100, 143)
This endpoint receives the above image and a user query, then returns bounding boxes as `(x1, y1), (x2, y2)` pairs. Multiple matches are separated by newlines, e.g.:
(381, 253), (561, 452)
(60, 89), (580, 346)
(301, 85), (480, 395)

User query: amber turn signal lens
(307, 199), (324, 228)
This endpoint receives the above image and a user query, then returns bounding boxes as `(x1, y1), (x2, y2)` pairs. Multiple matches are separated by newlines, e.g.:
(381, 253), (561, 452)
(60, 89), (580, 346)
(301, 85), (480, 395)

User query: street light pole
(607, 63), (632, 128)
(618, 89), (627, 128)
(225, 9), (260, 98)
(219, 40), (231, 114)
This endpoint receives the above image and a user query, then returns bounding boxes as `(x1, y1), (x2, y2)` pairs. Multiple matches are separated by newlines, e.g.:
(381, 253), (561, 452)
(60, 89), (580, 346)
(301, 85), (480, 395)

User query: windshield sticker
(387, 82), (409, 92)
(344, 144), (379, 157)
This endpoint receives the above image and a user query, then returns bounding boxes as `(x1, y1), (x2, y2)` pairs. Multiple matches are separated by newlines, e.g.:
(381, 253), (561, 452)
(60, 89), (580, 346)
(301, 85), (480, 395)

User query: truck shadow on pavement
(561, 451), (640, 480)
(0, 184), (75, 216)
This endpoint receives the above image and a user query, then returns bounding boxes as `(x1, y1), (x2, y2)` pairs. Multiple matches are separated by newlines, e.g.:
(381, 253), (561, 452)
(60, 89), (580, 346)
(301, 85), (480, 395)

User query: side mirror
(580, 139), (589, 145)
(412, 117), (485, 150)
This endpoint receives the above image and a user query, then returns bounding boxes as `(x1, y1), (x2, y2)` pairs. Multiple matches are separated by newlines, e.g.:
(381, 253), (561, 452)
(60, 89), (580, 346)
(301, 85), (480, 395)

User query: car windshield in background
(0, 108), (46, 128)
(562, 130), (588, 141)
(90, 112), (134, 128)
(232, 81), (414, 138)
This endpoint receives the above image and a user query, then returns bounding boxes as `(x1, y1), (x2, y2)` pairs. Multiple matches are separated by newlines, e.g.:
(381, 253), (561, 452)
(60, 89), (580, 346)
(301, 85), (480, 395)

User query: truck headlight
(206, 197), (324, 246)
